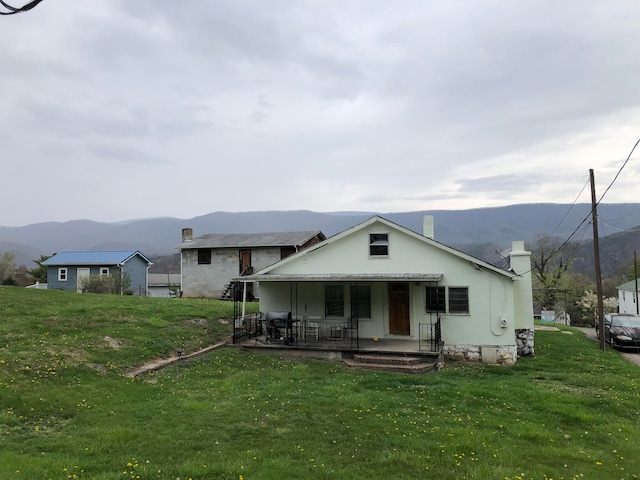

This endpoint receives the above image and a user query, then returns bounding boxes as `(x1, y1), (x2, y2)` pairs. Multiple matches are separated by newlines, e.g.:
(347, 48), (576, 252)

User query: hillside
(1, 203), (640, 277)
(1, 287), (639, 479)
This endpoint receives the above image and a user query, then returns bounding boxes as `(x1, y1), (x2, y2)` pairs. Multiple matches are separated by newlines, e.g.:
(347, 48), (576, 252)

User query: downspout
(118, 263), (124, 295)
(146, 263), (151, 296)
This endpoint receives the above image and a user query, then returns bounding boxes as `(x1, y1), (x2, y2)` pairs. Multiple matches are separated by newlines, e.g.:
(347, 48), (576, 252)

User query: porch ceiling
(235, 273), (443, 282)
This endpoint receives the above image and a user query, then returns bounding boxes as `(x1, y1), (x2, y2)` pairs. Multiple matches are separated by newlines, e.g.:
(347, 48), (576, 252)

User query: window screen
(325, 284), (345, 317)
(448, 287), (469, 314)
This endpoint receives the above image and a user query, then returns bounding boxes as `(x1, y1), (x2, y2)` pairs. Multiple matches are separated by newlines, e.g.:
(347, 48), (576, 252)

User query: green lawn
(0, 287), (639, 479)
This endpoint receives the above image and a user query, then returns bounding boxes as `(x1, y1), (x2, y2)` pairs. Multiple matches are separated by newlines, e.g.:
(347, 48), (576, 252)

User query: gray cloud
(1, 0), (640, 226)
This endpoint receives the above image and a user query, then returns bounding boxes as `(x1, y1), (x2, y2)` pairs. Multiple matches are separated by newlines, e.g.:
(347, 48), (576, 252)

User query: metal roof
(617, 279), (639, 291)
(178, 231), (324, 249)
(235, 273), (443, 282)
(42, 251), (152, 266)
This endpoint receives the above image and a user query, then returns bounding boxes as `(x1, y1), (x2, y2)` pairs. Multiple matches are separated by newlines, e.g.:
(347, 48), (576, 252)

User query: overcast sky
(2, 1), (640, 226)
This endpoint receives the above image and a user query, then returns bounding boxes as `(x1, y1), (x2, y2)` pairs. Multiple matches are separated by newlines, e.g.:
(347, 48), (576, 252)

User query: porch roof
(235, 273), (443, 282)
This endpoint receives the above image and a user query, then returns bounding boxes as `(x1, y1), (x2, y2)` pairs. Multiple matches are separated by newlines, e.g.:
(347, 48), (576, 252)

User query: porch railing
(233, 312), (263, 344)
(232, 314), (360, 350)
(419, 317), (442, 352)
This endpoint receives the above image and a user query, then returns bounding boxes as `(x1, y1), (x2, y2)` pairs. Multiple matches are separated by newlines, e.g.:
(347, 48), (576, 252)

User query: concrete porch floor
(238, 335), (440, 356)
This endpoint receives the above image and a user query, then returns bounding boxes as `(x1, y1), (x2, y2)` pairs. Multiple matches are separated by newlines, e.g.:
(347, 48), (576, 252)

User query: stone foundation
(443, 344), (516, 365)
(516, 328), (535, 357)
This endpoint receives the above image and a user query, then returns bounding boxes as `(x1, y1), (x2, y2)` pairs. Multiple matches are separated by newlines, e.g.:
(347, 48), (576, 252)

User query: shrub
(79, 271), (131, 294)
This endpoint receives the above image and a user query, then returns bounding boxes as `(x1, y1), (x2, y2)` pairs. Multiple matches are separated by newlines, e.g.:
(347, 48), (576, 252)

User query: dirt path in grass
(573, 327), (640, 367)
(124, 341), (227, 378)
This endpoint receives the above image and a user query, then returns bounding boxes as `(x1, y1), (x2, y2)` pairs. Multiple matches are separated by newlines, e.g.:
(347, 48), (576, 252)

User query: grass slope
(0, 287), (639, 479)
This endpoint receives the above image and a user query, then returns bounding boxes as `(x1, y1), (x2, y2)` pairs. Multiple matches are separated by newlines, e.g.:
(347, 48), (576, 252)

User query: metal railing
(419, 317), (442, 352)
(232, 312), (263, 344)
(232, 314), (359, 350)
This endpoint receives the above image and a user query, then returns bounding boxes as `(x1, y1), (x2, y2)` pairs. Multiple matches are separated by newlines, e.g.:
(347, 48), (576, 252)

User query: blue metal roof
(42, 251), (152, 266)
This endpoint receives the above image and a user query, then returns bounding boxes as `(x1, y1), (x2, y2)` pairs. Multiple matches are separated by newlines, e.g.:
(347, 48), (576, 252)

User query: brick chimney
(182, 228), (193, 243)
(423, 215), (434, 239)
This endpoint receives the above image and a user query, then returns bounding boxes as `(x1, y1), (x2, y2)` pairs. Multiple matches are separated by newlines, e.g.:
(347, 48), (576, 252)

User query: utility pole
(590, 169), (605, 352)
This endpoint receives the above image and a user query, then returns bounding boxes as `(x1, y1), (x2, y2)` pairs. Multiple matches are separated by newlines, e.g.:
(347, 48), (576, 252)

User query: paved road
(573, 326), (640, 367)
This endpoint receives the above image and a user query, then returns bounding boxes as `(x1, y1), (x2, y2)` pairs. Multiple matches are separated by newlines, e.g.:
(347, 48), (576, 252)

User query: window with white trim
(100, 267), (110, 276)
(325, 284), (345, 317)
(369, 233), (389, 256)
(448, 287), (469, 314)
(350, 284), (371, 319)
(58, 268), (67, 281)
(425, 285), (446, 312)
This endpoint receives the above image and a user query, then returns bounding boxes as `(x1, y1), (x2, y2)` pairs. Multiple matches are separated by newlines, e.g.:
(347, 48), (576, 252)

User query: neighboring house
(148, 273), (181, 298)
(617, 279), (639, 315)
(236, 216), (534, 365)
(42, 251), (152, 296)
(177, 228), (326, 299)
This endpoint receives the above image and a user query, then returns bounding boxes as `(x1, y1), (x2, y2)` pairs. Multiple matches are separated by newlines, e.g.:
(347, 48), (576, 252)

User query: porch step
(353, 354), (422, 365)
(344, 354), (437, 374)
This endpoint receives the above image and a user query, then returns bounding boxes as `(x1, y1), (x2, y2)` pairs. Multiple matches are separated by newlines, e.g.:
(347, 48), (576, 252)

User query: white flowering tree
(577, 289), (619, 325)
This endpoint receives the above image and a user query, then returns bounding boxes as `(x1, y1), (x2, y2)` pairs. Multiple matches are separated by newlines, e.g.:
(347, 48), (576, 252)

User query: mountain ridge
(2, 203), (640, 273)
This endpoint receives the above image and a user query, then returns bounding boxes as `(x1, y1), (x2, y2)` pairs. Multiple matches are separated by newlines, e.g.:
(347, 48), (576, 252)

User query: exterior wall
(509, 241), (535, 331)
(148, 286), (171, 298)
(259, 270), (517, 348)
(264, 223), (519, 348)
(618, 288), (637, 314)
(46, 259), (148, 296)
(254, 218), (534, 363)
(181, 247), (282, 298)
(46, 265), (74, 291)
(47, 265), (113, 292)
(122, 256), (149, 296)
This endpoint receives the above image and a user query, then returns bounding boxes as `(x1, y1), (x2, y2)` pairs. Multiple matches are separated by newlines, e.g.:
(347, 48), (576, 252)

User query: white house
(617, 279), (639, 315)
(236, 216), (534, 365)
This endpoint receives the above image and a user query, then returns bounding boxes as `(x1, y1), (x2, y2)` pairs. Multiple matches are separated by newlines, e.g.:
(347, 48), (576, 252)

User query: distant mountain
(1, 203), (639, 275)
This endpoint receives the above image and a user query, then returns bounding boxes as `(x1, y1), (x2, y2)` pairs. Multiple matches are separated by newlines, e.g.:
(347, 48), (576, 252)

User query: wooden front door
(239, 250), (252, 274)
(239, 249), (253, 298)
(388, 282), (410, 335)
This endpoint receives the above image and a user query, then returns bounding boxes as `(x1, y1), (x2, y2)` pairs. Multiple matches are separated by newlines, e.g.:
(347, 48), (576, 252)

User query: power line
(0, 0), (44, 15)
(597, 135), (640, 205)
(550, 177), (590, 236)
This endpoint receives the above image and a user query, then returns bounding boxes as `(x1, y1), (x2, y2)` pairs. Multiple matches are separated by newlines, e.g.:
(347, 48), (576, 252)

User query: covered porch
(233, 312), (442, 355)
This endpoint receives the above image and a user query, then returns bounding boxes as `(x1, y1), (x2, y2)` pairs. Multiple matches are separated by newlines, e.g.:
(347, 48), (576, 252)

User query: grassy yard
(0, 287), (639, 479)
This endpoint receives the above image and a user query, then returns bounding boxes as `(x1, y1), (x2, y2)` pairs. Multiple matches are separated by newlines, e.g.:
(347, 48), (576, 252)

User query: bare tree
(0, 252), (16, 284)
(530, 234), (577, 311)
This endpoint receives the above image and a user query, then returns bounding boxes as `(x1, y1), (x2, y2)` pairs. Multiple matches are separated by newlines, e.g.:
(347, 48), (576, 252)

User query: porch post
(241, 281), (247, 319)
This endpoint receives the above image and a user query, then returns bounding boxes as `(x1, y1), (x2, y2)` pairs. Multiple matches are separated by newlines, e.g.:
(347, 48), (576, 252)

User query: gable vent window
(369, 233), (389, 256)
(197, 249), (212, 265)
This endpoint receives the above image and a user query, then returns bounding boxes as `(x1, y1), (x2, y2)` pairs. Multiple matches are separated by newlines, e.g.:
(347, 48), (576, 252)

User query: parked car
(596, 314), (640, 349)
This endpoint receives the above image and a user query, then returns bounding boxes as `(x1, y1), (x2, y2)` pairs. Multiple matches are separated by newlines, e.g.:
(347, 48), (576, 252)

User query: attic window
(369, 233), (389, 256)
(198, 249), (212, 265)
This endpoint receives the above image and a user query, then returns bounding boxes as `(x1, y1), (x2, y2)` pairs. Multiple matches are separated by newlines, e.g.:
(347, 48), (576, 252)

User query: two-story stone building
(177, 228), (325, 299)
